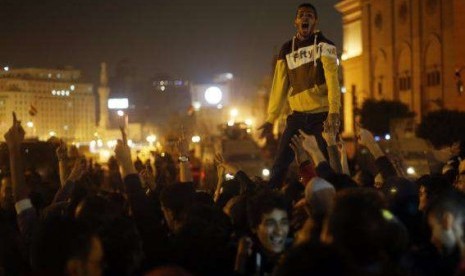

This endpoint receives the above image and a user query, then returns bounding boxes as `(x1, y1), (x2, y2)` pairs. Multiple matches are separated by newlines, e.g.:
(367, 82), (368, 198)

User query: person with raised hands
(338, 136), (351, 176)
(298, 129), (360, 192)
(289, 134), (316, 186)
(176, 128), (193, 183)
(114, 127), (166, 266)
(51, 155), (87, 205)
(56, 139), (70, 186)
(3, 112), (37, 239)
(357, 127), (397, 181)
(4, 112), (27, 204)
(297, 129), (329, 176)
(214, 153), (255, 197)
(322, 121), (343, 174)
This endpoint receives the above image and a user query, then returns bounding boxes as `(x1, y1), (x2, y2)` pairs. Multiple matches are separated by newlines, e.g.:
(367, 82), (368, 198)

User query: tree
(359, 99), (414, 136)
(417, 109), (465, 148)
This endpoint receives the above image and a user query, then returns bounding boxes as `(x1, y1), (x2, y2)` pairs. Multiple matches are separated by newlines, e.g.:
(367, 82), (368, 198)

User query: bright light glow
(70, 85), (75, 91)
(128, 140), (134, 147)
(193, 101), (201, 110)
(107, 140), (117, 148)
(65, 91), (70, 96)
(191, 135), (201, 143)
(204, 86), (223, 104)
(227, 120), (235, 126)
(262, 169), (270, 177)
(100, 149), (111, 161)
(63, 125), (69, 130)
(341, 86), (346, 93)
(337, 58), (340, 66)
(225, 73), (233, 79)
(117, 110), (125, 117)
(407, 167), (416, 175)
(160, 85), (166, 91)
(385, 134), (391, 140)
(217, 104), (223, 109)
(108, 98), (129, 109)
(3, 66), (9, 71)
(246, 129), (251, 133)
(26, 121), (34, 128)
(230, 108), (238, 117)
(146, 135), (157, 144)
(245, 119), (253, 126)
(225, 173), (235, 180)
(97, 139), (103, 147)
(49, 131), (56, 137)
(90, 141), (97, 153)
(341, 53), (348, 61)
(52, 90), (56, 95)
(374, 136), (381, 142)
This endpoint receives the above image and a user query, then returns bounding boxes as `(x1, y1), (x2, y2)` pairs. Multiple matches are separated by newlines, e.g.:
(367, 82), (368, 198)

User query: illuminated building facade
(336, 0), (465, 135)
(0, 67), (95, 141)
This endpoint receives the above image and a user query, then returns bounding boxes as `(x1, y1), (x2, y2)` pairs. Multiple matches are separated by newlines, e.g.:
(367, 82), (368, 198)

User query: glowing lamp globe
(204, 86), (222, 105)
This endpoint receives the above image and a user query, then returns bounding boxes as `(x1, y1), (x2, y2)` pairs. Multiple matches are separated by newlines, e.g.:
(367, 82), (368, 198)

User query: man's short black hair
(297, 3), (318, 19)
(160, 183), (195, 220)
(247, 189), (290, 229)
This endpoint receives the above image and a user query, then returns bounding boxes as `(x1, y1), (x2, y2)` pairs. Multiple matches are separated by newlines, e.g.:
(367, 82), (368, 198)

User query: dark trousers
(269, 111), (328, 189)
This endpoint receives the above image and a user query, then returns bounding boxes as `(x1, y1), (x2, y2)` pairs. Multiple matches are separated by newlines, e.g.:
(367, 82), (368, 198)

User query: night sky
(0, 0), (341, 86)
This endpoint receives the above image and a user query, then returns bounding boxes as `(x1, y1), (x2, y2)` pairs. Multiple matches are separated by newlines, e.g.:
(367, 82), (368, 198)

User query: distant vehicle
(201, 122), (271, 181)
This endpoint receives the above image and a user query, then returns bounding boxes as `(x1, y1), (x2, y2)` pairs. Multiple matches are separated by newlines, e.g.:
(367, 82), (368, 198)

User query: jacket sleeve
(266, 58), (289, 123)
(320, 43), (341, 114)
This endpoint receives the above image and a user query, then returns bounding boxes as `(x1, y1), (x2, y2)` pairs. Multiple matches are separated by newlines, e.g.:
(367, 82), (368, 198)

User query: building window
(399, 75), (412, 91)
(427, 70), (441, 87)
(399, 1), (408, 24)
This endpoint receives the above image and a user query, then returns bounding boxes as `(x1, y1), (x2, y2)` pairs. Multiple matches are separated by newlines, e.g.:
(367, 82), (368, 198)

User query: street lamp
(191, 135), (201, 143)
(146, 135), (157, 145)
(230, 108), (238, 118)
(204, 86), (222, 105)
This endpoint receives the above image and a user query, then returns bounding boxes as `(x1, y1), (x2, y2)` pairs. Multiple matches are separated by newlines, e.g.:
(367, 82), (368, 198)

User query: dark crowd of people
(1, 112), (465, 276)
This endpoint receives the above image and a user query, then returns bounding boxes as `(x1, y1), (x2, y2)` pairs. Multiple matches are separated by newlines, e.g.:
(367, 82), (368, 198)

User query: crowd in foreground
(1, 113), (465, 276)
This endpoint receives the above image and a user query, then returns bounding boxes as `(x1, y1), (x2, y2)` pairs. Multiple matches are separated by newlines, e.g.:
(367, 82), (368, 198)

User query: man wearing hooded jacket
(259, 3), (341, 189)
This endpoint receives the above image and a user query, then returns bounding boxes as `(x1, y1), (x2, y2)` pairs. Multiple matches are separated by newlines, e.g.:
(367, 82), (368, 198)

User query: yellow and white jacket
(266, 31), (341, 123)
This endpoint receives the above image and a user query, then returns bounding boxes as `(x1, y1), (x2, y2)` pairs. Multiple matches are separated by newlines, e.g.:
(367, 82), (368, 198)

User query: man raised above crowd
(259, 3), (341, 189)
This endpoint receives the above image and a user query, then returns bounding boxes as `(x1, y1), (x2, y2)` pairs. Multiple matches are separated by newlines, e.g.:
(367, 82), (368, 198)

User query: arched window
(423, 35), (443, 112)
(397, 43), (413, 109)
(374, 50), (388, 100)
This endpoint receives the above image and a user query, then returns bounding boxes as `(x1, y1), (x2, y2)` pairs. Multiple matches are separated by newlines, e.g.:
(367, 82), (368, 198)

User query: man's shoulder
(278, 39), (293, 59)
(316, 32), (336, 47)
